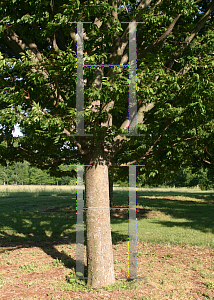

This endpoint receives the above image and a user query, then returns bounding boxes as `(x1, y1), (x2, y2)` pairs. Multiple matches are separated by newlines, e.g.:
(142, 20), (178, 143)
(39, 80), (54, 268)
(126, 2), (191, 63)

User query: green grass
(0, 276), (5, 288)
(0, 185), (213, 299)
(58, 276), (144, 292)
(0, 185), (213, 249)
(110, 187), (214, 248)
(0, 186), (77, 246)
(19, 262), (39, 272)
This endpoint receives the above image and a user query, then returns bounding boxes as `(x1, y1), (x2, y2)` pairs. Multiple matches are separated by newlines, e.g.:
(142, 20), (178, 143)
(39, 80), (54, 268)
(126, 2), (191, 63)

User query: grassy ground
(0, 185), (213, 299)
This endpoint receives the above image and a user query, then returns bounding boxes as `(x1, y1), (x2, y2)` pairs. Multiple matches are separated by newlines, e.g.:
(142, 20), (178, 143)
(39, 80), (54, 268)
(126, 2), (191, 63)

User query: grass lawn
(0, 185), (213, 299)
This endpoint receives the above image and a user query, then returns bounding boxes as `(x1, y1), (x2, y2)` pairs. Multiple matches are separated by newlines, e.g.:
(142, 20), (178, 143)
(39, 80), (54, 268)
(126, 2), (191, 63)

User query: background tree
(1, 0), (214, 288)
(0, 165), (7, 185)
(15, 161), (29, 185)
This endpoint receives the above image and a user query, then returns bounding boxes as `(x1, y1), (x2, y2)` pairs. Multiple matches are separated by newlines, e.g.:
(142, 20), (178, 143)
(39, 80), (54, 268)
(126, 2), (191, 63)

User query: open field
(0, 185), (213, 299)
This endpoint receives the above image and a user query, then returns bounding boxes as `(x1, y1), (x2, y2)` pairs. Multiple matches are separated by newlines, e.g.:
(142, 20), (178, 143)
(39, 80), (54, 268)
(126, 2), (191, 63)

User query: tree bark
(85, 145), (115, 288)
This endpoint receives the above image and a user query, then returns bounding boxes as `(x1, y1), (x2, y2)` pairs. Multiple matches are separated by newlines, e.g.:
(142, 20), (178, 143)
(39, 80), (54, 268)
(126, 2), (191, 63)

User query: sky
(12, 125), (23, 137)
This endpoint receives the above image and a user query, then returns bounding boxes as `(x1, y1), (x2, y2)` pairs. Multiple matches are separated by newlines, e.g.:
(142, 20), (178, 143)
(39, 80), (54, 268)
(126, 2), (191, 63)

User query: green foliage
(114, 166), (214, 190)
(0, 161), (76, 185)
(163, 167), (214, 190)
(0, 0), (214, 183)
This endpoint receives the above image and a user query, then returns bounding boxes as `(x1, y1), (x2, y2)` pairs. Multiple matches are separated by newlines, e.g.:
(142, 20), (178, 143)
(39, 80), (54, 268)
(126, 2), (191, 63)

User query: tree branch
(53, 76), (61, 107)
(110, 133), (200, 167)
(62, 128), (89, 156)
(138, 13), (182, 60)
(19, 146), (80, 166)
(205, 146), (213, 158)
(166, 0), (214, 69)
(3, 29), (43, 61)
(203, 159), (213, 165)
(123, 121), (173, 165)
(109, 146), (166, 167)
(3, 28), (67, 109)
(136, 0), (153, 11)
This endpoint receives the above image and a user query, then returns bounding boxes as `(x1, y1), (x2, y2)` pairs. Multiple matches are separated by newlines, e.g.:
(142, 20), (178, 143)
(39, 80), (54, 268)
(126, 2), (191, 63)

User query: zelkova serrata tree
(1, 0), (214, 287)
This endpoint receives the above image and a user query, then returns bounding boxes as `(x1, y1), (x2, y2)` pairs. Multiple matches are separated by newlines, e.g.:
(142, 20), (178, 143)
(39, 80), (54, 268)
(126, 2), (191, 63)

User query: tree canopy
(1, 0), (214, 175)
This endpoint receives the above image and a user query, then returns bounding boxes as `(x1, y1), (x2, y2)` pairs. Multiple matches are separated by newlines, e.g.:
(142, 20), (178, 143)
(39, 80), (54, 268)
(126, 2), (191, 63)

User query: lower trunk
(85, 148), (115, 288)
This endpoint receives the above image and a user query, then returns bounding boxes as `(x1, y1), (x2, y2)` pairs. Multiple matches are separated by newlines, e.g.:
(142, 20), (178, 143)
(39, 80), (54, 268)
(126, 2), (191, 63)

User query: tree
(0, 165), (7, 184)
(1, 0), (214, 288)
(14, 161), (29, 184)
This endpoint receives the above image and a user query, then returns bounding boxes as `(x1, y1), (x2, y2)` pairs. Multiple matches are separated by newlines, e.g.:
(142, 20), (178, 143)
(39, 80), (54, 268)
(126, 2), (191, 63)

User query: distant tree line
(0, 161), (76, 186)
(0, 161), (213, 190)
(116, 167), (214, 191)
(165, 167), (214, 191)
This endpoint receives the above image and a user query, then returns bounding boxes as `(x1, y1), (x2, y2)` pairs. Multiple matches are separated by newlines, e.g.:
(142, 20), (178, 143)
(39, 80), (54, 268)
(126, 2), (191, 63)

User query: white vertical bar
(76, 165), (84, 277)
(128, 165), (137, 278)
(76, 23), (84, 136)
(129, 22), (137, 135)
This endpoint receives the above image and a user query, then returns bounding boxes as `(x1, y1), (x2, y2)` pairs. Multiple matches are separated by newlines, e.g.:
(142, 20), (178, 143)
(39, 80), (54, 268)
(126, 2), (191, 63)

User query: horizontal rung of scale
(119, 276), (146, 279)
(82, 207), (130, 210)
(84, 64), (129, 67)
(68, 21), (94, 24)
(68, 22), (144, 23)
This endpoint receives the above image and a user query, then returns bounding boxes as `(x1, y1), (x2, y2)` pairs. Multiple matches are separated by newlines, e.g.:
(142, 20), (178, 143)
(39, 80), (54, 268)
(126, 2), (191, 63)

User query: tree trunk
(85, 146), (115, 288)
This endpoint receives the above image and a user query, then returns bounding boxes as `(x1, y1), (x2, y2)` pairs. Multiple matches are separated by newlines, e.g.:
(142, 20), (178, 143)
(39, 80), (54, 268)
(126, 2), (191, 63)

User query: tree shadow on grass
(0, 205), (77, 269)
(110, 190), (214, 235)
(0, 190), (130, 273)
(137, 189), (214, 204)
(2, 187), (213, 277)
